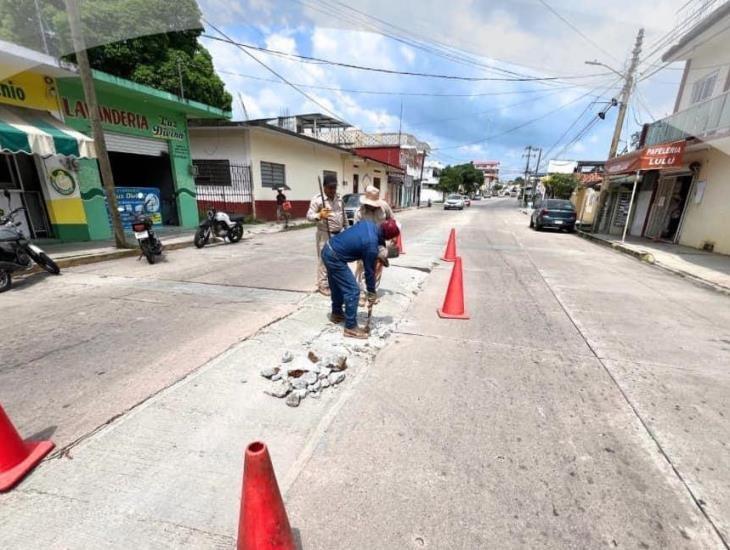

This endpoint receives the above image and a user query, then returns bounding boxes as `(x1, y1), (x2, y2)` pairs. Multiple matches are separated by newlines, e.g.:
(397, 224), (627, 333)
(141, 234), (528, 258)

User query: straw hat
(361, 185), (387, 208)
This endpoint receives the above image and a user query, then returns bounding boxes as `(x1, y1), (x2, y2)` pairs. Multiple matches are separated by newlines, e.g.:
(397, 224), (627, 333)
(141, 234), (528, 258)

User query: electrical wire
(203, 19), (350, 124)
(202, 34), (613, 83)
(216, 69), (591, 98)
(536, 0), (619, 62)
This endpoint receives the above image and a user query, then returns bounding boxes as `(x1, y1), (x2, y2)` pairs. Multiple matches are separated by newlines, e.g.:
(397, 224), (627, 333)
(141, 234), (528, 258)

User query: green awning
(0, 105), (96, 158)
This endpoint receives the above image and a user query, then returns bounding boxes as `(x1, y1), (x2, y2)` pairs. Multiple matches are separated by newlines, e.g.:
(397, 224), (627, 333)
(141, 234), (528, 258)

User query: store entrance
(0, 153), (52, 238)
(645, 174), (692, 242)
(108, 151), (179, 226)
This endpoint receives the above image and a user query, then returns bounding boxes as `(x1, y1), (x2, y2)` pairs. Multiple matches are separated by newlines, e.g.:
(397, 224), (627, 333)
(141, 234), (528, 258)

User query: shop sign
(606, 140), (686, 174)
(61, 98), (185, 141)
(43, 157), (81, 200)
(0, 69), (61, 115)
(110, 186), (162, 229)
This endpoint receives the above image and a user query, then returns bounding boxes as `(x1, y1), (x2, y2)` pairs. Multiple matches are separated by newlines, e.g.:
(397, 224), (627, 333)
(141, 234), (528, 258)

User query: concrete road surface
(1, 199), (728, 549)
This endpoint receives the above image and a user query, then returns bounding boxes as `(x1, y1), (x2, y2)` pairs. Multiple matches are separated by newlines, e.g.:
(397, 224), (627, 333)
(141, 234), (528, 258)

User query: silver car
(443, 194), (465, 210)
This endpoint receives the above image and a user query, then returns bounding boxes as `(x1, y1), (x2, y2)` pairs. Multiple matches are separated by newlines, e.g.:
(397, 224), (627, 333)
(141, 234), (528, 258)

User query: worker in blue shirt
(322, 218), (400, 339)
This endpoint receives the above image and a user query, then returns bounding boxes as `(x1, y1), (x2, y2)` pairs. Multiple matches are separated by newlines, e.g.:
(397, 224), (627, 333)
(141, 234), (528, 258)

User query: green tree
(436, 163), (485, 196)
(0, 0), (232, 111)
(543, 173), (579, 199)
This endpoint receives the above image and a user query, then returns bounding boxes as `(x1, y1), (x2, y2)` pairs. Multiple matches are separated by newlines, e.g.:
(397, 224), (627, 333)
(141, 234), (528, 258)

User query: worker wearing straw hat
(354, 185), (394, 298)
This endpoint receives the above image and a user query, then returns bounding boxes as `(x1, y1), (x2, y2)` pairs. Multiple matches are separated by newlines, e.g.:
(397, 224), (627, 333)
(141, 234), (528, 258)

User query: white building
(420, 159), (444, 203)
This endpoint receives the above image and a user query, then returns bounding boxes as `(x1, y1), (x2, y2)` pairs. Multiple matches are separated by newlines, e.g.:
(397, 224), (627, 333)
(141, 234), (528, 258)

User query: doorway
(353, 173), (359, 194)
(108, 151), (178, 225)
(644, 174), (692, 242)
(0, 153), (51, 238)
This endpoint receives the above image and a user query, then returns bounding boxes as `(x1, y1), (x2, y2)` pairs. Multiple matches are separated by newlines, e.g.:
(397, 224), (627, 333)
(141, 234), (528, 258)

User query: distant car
(472, 195), (482, 201)
(443, 194), (465, 210)
(530, 199), (577, 232)
(509, 190), (518, 197)
(343, 193), (362, 226)
(463, 195), (471, 207)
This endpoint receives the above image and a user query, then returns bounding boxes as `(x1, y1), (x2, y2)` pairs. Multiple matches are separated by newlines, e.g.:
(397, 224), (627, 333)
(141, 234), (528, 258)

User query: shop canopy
(0, 104), (96, 158)
(605, 140), (686, 175)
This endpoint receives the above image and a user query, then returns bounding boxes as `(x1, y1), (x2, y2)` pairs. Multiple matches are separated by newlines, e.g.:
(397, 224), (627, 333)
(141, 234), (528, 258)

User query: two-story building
(601, 2), (730, 253)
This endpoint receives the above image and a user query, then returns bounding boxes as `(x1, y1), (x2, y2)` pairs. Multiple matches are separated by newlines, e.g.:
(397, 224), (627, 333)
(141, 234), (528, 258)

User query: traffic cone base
(441, 228), (457, 262)
(437, 308), (470, 320)
(0, 440), (54, 492)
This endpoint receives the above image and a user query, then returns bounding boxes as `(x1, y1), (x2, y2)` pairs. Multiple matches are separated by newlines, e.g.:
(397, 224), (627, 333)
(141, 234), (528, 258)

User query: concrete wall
(675, 29), (730, 112)
(189, 128), (250, 163)
(677, 145), (730, 254)
(343, 157), (390, 198)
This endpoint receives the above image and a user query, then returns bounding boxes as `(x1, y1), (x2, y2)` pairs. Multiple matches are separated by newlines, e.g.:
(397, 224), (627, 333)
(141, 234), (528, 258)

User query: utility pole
(65, 0), (127, 248)
(33, 0), (50, 55)
(522, 145), (535, 207)
(532, 147), (543, 201)
(238, 92), (250, 121)
(176, 57), (185, 100)
(608, 29), (644, 159)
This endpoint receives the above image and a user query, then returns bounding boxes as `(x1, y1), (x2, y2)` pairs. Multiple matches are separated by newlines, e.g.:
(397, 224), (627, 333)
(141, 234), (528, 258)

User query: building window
(260, 161), (286, 188)
(192, 159), (231, 186)
(690, 72), (718, 104)
(373, 177), (381, 189)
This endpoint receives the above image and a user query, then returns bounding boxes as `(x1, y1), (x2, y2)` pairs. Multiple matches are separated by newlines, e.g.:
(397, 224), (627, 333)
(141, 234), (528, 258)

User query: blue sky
(199, 0), (685, 178)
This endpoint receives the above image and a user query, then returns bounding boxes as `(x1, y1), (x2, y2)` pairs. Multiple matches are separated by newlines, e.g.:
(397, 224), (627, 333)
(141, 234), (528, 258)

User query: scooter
(194, 207), (244, 249)
(0, 207), (60, 292)
(130, 212), (163, 264)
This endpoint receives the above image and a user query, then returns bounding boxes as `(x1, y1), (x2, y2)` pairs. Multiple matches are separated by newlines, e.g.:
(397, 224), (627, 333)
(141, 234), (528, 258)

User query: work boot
(343, 326), (369, 339)
(328, 312), (345, 324)
(318, 287), (331, 296)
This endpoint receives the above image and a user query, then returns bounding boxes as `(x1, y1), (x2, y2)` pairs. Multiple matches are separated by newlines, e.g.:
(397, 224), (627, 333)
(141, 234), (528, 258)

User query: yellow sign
(0, 68), (60, 115)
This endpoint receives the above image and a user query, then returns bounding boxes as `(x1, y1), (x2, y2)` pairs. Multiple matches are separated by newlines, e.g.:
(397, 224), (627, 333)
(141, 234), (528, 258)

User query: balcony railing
(645, 89), (730, 146)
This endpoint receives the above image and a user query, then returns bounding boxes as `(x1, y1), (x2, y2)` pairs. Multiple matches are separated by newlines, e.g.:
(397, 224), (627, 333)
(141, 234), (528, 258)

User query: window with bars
(192, 159), (232, 187)
(260, 161), (286, 188)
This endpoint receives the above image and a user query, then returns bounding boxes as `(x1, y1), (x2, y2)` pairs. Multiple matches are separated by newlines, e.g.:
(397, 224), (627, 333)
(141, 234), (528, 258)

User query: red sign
(605, 140), (686, 174)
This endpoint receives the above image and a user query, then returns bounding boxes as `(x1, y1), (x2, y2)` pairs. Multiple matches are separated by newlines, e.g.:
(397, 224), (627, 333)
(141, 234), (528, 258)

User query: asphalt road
(2, 199), (728, 548)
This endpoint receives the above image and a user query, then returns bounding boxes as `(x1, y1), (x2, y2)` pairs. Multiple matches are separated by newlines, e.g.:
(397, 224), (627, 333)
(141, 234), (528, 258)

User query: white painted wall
(247, 128), (346, 202)
(189, 128), (250, 163)
(675, 25), (730, 112)
(677, 145), (730, 254)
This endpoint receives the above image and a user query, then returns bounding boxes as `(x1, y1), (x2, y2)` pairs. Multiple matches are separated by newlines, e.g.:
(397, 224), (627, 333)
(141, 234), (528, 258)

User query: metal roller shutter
(104, 133), (169, 156)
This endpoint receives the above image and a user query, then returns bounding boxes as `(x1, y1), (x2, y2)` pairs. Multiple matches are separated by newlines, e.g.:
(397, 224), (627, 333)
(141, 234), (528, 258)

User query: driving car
(343, 193), (362, 226)
(463, 195), (471, 207)
(443, 194), (465, 210)
(530, 199), (577, 232)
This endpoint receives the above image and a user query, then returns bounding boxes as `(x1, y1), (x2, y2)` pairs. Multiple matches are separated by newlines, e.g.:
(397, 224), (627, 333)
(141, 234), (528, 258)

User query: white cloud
(400, 45), (416, 65)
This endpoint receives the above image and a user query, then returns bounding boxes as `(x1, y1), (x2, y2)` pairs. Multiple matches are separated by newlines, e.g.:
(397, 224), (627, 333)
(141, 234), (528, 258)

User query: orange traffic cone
(237, 441), (295, 550)
(441, 228), (457, 262)
(396, 232), (406, 255)
(437, 256), (469, 319)
(0, 404), (54, 492)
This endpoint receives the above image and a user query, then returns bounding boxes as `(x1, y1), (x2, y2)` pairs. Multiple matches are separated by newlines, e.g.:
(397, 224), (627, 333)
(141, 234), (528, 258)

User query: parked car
(530, 199), (577, 232)
(463, 195), (471, 207)
(443, 194), (465, 210)
(472, 195), (482, 201)
(343, 193), (362, 226)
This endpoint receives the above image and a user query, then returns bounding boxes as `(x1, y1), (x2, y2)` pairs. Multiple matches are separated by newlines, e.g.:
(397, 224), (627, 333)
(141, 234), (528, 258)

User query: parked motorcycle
(194, 207), (244, 249)
(0, 207), (60, 292)
(130, 212), (163, 264)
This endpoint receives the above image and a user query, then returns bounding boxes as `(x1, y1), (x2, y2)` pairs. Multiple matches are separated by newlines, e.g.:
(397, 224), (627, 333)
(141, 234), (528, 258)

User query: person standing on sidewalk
(306, 174), (346, 295)
(322, 218), (400, 338)
(275, 188), (290, 228)
(354, 185), (393, 298)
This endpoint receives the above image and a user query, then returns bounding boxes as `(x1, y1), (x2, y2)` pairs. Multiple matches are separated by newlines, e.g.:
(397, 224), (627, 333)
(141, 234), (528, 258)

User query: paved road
(1, 199), (728, 549)
(286, 198), (730, 549)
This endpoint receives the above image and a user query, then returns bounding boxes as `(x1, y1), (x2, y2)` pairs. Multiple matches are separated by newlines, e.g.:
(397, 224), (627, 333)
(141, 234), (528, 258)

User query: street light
(585, 60), (625, 79)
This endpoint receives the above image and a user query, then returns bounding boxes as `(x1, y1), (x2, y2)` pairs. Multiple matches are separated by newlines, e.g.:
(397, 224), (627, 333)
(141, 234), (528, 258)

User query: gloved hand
(319, 208), (332, 220)
(366, 291), (378, 305)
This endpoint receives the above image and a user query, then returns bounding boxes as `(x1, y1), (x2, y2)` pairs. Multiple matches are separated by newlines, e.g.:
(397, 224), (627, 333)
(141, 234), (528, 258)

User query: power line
(216, 69), (592, 98)
(537, 0), (619, 62)
(433, 85), (607, 151)
(202, 34), (612, 83)
(203, 19), (350, 124)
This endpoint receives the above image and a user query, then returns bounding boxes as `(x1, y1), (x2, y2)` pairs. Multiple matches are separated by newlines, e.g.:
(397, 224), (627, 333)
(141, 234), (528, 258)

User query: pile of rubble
(261, 349), (350, 407)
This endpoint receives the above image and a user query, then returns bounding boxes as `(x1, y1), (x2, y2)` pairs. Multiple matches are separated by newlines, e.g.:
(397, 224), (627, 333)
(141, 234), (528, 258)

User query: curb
(577, 231), (730, 296)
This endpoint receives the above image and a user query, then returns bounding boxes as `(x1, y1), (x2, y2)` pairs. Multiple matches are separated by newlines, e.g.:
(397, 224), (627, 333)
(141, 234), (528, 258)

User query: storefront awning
(0, 105), (96, 158)
(605, 140), (686, 175)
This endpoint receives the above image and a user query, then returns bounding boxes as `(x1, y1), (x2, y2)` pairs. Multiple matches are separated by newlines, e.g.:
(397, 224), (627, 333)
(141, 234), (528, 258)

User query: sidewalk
(579, 232), (730, 294)
(39, 218), (313, 269)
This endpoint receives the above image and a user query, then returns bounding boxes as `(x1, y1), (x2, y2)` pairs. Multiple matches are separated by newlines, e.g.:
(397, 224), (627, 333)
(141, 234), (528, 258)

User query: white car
(443, 194), (465, 210)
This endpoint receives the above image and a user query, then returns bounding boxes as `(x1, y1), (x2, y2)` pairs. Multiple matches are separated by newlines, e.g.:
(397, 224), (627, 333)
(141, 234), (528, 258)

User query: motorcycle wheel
(141, 242), (156, 265)
(0, 270), (11, 293)
(228, 225), (243, 243)
(194, 227), (209, 249)
(29, 249), (61, 275)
